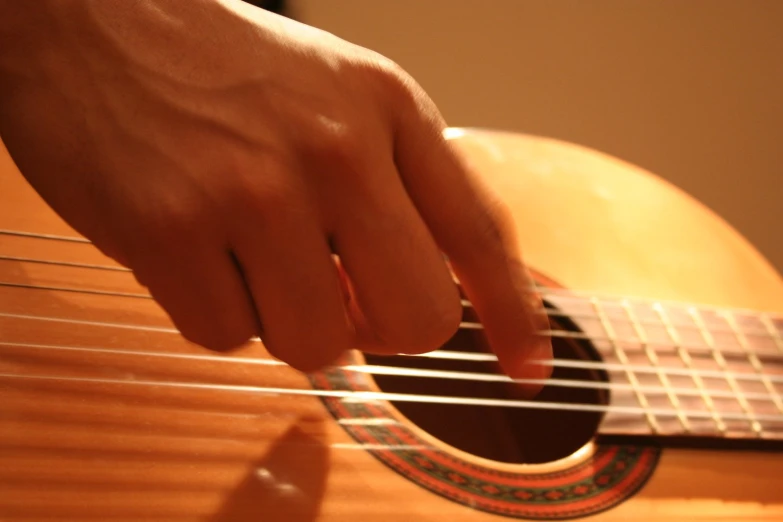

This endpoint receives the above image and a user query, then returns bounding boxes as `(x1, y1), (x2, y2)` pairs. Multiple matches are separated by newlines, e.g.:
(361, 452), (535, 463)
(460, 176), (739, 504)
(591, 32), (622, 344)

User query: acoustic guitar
(1, 128), (781, 521)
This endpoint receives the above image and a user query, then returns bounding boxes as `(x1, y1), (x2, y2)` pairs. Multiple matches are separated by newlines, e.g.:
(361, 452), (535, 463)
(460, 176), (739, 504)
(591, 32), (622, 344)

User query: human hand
(0, 0), (551, 380)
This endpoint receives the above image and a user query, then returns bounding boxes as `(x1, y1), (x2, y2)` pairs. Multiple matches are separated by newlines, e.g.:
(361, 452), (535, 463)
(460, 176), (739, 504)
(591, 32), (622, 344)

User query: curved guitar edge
(1, 131), (782, 521)
(447, 128), (783, 519)
(447, 127), (783, 313)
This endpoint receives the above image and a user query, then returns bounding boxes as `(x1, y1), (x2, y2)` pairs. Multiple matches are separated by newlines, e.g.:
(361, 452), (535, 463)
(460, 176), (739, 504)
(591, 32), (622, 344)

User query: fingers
(326, 156), (462, 355)
(391, 99), (552, 382)
(130, 237), (259, 352)
(124, 125), (545, 384)
(120, 95), (545, 381)
(229, 180), (353, 373)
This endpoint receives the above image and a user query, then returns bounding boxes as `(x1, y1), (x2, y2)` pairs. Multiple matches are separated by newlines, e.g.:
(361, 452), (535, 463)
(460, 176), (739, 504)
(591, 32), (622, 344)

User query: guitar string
(2, 253), (780, 345)
(3, 311), (782, 425)
(0, 229), (91, 243)
(2, 309), (783, 387)
(3, 228), (782, 324)
(0, 254), (130, 272)
(0, 338), (777, 402)
(2, 256), (782, 356)
(2, 370), (781, 424)
(5, 278), (782, 362)
(3, 231), (783, 420)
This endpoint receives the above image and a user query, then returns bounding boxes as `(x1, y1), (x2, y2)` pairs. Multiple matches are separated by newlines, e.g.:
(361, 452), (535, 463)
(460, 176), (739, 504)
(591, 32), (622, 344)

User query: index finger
(391, 96), (552, 385)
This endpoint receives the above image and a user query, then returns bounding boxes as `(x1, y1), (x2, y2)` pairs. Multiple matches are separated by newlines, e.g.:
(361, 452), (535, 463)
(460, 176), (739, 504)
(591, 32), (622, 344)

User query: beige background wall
(288, 0), (783, 273)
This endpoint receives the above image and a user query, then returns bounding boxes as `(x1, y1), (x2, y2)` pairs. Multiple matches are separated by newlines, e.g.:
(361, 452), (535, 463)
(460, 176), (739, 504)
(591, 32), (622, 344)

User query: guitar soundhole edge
(307, 285), (659, 520)
(363, 300), (609, 465)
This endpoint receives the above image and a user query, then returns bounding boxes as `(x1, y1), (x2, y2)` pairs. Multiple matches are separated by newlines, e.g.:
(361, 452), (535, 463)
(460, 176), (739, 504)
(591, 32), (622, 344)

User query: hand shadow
(211, 415), (330, 522)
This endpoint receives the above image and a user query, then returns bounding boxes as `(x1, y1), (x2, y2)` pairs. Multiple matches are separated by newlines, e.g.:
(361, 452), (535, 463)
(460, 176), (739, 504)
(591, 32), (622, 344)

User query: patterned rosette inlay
(310, 359), (660, 520)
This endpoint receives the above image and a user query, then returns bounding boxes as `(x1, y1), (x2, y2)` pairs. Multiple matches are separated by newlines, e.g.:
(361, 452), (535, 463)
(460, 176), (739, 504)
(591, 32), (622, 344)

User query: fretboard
(542, 289), (783, 442)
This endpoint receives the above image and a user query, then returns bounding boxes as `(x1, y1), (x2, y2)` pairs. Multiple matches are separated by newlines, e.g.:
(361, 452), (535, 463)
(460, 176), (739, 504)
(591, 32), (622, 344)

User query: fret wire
(655, 304), (726, 433)
(723, 311), (783, 416)
(536, 328), (783, 361)
(524, 356), (783, 383)
(531, 305), (779, 341)
(760, 313), (783, 355)
(539, 284), (783, 328)
(622, 301), (689, 433)
(591, 298), (659, 433)
(539, 327), (783, 361)
(689, 308), (761, 436)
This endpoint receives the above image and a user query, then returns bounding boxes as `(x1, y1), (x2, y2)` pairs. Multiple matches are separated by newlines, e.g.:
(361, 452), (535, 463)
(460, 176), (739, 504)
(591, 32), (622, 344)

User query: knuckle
(367, 57), (432, 122)
(302, 116), (369, 172)
(251, 181), (296, 216)
(364, 54), (416, 103)
(323, 126), (364, 167)
(233, 171), (305, 222)
(138, 198), (210, 254)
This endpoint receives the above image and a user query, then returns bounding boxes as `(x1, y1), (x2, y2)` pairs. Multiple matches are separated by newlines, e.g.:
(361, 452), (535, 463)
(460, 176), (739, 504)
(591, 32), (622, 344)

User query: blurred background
(273, 0), (783, 273)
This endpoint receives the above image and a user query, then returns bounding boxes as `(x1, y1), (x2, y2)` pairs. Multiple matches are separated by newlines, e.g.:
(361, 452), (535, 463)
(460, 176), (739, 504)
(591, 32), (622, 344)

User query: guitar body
(1, 128), (781, 521)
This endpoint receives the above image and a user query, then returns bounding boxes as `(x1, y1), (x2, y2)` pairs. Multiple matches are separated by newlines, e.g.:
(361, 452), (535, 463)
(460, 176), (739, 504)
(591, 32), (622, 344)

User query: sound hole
(363, 303), (609, 465)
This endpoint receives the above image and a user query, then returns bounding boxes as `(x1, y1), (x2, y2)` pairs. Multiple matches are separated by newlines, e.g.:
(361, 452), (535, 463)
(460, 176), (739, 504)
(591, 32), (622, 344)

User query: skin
(0, 0), (551, 383)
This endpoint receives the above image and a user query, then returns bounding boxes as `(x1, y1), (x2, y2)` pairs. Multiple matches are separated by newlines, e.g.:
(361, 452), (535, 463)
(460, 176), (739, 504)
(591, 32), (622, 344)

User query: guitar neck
(542, 290), (783, 445)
